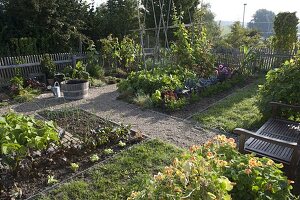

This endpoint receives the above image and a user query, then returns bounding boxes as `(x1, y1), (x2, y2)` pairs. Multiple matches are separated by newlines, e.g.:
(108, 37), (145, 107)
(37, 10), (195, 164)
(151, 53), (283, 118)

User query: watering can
(51, 82), (61, 98)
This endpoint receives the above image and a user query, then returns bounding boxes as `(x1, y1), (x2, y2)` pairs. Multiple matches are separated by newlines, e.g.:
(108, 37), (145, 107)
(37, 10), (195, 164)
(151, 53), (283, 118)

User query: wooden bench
(234, 102), (300, 177)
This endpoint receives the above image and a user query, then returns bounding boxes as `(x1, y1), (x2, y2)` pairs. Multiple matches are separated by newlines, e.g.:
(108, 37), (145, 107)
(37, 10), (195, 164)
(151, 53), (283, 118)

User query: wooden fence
(0, 48), (297, 86)
(0, 52), (87, 86)
(214, 48), (297, 72)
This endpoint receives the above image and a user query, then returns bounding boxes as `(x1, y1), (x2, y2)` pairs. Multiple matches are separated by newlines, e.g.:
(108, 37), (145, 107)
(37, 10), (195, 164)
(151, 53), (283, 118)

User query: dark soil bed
(1, 109), (144, 200)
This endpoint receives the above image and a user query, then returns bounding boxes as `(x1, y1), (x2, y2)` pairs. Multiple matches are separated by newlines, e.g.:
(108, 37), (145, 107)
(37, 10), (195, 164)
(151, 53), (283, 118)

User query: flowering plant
(216, 65), (232, 81)
(128, 135), (296, 200)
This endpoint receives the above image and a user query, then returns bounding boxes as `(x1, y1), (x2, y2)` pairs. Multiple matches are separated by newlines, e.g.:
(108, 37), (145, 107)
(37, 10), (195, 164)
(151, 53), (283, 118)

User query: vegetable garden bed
(1, 109), (144, 199)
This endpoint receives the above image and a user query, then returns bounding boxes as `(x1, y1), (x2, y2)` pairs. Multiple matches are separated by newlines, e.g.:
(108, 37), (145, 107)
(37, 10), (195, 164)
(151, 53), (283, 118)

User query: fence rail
(0, 48), (297, 86)
(0, 52), (87, 86)
(214, 48), (297, 72)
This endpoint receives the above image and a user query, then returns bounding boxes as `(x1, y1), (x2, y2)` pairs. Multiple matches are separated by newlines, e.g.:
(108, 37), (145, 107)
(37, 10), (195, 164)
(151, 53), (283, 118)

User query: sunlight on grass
(39, 139), (183, 200)
(194, 79), (265, 132)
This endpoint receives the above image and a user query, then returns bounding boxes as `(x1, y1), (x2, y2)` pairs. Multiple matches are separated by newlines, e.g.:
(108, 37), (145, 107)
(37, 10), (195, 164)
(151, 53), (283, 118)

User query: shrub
(41, 54), (56, 79)
(129, 135), (296, 200)
(258, 52), (300, 116)
(117, 66), (196, 110)
(118, 66), (196, 95)
(86, 42), (104, 79)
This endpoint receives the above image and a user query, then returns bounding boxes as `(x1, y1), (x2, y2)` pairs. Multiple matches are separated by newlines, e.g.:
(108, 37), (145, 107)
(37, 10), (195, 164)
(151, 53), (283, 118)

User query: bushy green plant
(13, 87), (40, 103)
(101, 35), (142, 72)
(0, 112), (60, 171)
(118, 66), (196, 95)
(69, 61), (90, 80)
(129, 135), (296, 200)
(86, 41), (104, 79)
(258, 52), (300, 116)
(117, 66), (196, 110)
(41, 54), (56, 79)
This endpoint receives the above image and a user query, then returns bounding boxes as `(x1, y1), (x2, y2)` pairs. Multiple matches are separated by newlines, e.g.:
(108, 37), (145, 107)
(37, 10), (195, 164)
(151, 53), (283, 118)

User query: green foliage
(41, 54), (56, 79)
(47, 175), (59, 185)
(118, 66), (196, 95)
(90, 154), (100, 162)
(13, 87), (41, 103)
(171, 10), (195, 68)
(70, 163), (79, 172)
(192, 27), (215, 77)
(193, 3), (221, 42)
(10, 76), (24, 90)
(171, 9), (215, 77)
(86, 41), (104, 79)
(258, 52), (300, 116)
(129, 136), (295, 200)
(0, 112), (59, 170)
(273, 12), (299, 52)
(0, 0), (91, 56)
(101, 35), (142, 72)
(66, 61), (90, 80)
(224, 21), (261, 48)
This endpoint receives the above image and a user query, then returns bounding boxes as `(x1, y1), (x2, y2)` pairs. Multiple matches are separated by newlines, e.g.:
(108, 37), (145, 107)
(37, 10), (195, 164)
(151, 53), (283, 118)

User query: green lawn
(193, 79), (265, 132)
(39, 139), (183, 200)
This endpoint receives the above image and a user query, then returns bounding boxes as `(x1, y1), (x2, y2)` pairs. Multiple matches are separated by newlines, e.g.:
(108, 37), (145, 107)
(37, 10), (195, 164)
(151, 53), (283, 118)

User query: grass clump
(39, 139), (183, 200)
(194, 79), (264, 132)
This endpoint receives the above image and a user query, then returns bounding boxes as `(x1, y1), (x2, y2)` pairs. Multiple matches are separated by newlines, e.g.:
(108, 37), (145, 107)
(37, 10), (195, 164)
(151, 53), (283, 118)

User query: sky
(91, 0), (300, 23)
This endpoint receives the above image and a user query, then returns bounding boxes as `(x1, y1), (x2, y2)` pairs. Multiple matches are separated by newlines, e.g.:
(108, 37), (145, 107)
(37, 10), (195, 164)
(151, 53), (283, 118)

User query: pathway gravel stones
(0, 84), (235, 148)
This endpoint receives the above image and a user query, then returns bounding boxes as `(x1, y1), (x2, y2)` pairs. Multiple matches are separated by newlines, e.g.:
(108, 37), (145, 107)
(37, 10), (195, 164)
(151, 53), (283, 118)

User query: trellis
(136, 0), (194, 66)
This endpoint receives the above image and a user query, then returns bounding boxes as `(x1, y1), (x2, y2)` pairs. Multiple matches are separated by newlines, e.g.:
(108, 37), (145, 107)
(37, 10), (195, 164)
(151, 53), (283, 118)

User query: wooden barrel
(61, 79), (89, 100)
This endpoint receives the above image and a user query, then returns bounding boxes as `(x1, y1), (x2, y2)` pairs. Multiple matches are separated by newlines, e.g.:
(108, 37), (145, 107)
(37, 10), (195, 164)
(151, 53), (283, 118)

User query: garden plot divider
(0, 52), (87, 86)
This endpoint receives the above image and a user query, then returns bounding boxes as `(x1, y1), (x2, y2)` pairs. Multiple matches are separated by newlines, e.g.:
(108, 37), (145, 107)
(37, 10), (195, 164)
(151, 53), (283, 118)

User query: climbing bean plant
(273, 12), (299, 52)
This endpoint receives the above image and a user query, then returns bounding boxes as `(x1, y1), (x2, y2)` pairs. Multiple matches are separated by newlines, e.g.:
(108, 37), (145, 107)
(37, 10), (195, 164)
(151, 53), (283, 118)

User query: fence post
(72, 55), (76, 68)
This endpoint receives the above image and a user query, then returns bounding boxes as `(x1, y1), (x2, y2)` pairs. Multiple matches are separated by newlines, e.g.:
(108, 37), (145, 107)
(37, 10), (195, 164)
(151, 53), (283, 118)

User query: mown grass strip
(39, 139), (183, 200)
(193, 79), (265, 132)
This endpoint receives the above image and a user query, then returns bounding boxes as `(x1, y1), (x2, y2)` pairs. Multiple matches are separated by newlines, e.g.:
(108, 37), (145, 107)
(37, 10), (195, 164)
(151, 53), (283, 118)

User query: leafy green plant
(70, 163), (79, 172)
(129, 135), (296, 200)
(117, 66), (196, 110)
(13, 87), (41, 103)
(101, 35), (142, 72)
(104, 148), (114, 155)
(258, 52), (300, 117)
(47, 175), (58, 185)
(0, 112), (60, 171)
(72, 61), (90, 80)
(273, 12), (299, 52)
(118, 141), (126, 147)
(86, 41), (104, 79)
(41, 54), (56, 79)
(90, 154), (100, 162)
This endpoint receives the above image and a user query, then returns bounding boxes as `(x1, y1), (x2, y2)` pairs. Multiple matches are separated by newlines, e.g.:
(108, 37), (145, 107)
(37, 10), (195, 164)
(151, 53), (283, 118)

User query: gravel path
(0, 84), (235, 148)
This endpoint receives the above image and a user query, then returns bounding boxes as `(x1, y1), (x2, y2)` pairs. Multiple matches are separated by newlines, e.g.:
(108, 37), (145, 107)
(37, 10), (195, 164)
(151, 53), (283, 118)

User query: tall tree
(225, 21), (261, 48)
(247, 9), (275, 38)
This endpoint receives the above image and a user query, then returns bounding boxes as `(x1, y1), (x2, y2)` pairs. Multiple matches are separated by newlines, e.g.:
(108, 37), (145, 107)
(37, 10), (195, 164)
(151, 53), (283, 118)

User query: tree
(247, 9), (275, 38)
(273, 12), (299, 52)
(0, 0), (92, 55)
(225, 21), (261, 48)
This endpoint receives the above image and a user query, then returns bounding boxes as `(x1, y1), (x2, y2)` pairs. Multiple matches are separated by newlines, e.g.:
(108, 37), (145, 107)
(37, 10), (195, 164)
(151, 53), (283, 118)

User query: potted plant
(41, 54), (56, 86)
(61, 61), (90, 100)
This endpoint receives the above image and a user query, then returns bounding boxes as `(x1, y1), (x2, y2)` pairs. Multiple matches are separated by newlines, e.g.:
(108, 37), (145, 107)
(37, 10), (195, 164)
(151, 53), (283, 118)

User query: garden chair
(234, 102), (300, 177)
